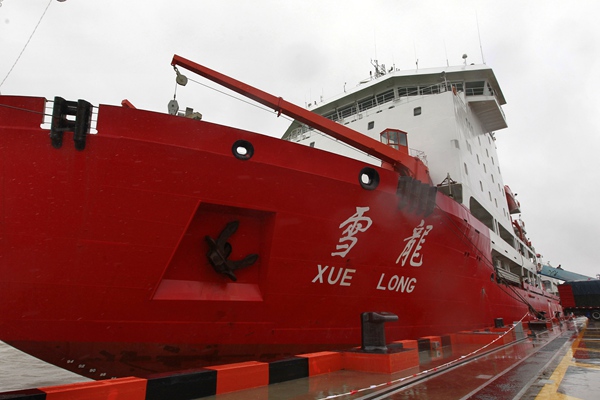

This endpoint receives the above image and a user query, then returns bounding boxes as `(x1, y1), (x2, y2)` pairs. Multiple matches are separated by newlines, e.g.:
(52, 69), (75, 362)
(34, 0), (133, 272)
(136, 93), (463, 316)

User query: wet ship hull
(0, 95), (560, 378)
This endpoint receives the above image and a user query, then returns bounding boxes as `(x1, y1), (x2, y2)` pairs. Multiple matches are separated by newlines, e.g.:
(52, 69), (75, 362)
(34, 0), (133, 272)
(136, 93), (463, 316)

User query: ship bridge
(282, 64), (508, 140)
(465, 81), (507, 133)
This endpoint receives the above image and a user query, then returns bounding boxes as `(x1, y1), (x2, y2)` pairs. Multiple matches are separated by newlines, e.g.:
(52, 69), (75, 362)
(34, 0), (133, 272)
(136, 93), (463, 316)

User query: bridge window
(376, 89), (395, 104)
(323, 111), (339, 122)
(358, 96), (376, 112)
(398, 86), (419, 97)
(465, 81), (485, 96)
(338, 104), (356, 119)
(421, 85), (440, 95)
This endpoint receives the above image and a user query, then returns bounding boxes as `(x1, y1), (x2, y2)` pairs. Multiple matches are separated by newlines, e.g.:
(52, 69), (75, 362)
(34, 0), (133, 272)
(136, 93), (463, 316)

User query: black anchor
(205, 221), (258, 281)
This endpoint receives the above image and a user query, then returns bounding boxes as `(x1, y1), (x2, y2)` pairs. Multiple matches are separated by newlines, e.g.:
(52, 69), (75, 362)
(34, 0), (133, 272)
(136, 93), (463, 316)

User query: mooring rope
(317, 313), (529, 400)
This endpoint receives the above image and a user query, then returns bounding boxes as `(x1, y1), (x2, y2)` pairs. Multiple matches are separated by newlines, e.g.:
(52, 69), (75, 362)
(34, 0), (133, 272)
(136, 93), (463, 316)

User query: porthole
(232, 140), (254, 160)
(359, 167), (379, 190)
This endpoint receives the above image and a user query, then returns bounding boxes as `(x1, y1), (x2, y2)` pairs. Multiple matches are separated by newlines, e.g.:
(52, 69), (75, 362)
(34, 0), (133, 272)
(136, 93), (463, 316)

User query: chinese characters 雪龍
(396, 219), (433, 267)
(331, 206), (372, 258)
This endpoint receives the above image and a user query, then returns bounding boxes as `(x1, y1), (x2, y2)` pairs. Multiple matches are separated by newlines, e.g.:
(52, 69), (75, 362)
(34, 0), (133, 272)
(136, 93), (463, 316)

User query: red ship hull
(0, 95), (560, 379)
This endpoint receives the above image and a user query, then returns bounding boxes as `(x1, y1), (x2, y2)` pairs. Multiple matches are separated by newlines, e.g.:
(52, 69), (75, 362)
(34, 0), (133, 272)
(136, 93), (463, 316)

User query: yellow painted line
(574, 361), (600, 370)
(535, 323), (590, 400)
(534, 346), (579, 400)
(573, 347), (600, 353)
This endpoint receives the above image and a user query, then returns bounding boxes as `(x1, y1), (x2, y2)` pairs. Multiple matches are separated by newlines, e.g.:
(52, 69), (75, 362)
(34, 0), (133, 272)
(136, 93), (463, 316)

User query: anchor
(205, 221), (258, 281)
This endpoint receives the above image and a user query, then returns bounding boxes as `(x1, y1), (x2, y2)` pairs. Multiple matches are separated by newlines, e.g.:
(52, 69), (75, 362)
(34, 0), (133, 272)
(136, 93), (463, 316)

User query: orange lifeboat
(505, 185), (521, 214)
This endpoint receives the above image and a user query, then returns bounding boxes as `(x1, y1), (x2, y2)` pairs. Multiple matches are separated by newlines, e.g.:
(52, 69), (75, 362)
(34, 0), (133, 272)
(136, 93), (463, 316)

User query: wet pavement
(204, 318), (599, 399)
(1, 318), (597, 399)
(522, 318), (600, 400)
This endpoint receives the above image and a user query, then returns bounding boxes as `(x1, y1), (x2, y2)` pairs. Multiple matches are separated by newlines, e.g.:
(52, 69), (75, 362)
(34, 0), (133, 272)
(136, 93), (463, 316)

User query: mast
(171, 55), (431, 182)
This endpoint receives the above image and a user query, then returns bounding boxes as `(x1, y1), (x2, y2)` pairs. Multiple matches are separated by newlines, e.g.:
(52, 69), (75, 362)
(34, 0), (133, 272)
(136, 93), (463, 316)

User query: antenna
(413, 41), (418, 71)
(374, 30), (378, 62)
(444, 40), (449, 67)
(476, 11), (486, 64)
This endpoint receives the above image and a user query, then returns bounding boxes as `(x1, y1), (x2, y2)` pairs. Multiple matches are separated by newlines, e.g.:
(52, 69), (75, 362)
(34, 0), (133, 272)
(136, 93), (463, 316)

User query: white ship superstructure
(283, 63), (558, 296)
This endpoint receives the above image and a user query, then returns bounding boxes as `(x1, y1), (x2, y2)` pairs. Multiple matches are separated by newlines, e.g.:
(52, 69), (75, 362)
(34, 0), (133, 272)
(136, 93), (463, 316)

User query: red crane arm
(171, 54), (430, 181)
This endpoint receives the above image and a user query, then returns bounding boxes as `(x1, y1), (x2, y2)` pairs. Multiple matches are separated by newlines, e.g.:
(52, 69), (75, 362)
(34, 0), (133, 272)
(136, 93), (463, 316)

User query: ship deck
(0, 318), (598, 399)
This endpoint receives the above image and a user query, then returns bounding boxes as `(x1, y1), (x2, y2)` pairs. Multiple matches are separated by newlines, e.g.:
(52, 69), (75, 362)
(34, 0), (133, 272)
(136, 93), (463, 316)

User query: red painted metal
(171, 55), (431, 182)
(558, 281), (600, 318)
(0, 82), (560, 380)
(557, 285), (576, 308)
(121, 99), (136, 109)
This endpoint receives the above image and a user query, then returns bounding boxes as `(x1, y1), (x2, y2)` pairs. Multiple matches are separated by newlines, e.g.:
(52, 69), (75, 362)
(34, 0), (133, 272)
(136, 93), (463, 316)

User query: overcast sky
(1, 0), (599, 279)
